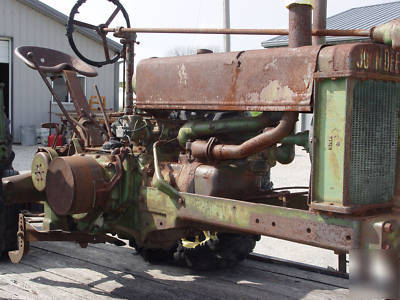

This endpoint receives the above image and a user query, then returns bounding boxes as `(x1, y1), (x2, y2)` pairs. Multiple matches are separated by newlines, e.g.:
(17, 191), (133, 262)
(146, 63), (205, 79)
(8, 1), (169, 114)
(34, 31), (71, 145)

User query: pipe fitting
(371, 19), (400, 50)
(274, 143), (296, 165)
(190, 112), (298, 161)
(178, 113), (274, 148)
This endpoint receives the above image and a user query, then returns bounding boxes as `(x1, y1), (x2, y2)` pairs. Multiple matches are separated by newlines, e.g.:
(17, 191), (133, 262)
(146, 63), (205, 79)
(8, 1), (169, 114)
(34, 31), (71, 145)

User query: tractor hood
(136, 46), (322, 112)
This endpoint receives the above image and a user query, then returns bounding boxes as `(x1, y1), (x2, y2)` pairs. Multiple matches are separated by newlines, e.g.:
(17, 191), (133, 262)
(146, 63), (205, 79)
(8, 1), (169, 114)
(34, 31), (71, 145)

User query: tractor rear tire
(0, 168), (20, 259)
(0, 197), (20, 258)
(173, 233), (259, 270)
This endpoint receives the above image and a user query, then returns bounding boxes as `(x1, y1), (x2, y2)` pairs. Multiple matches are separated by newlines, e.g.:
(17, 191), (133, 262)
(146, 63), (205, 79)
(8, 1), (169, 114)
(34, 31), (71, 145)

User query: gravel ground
(11, 144), (343, 271)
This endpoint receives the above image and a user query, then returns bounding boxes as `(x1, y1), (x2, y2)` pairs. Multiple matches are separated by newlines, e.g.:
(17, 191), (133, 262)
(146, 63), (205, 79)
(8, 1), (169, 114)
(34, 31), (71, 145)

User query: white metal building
(0, 0), (122, 142)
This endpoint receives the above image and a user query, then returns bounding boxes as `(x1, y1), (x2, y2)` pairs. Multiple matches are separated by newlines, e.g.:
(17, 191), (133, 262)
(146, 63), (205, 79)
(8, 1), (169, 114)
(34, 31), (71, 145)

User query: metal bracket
(8, 213), (30, 264)
(7, 213), (126, 264)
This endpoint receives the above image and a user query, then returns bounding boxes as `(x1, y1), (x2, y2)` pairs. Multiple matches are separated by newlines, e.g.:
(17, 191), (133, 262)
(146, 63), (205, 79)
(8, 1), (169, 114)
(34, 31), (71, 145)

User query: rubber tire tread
(129, 239), (177, 264)
(133, 233), (258, 270)
(174, 233), (258, 270)
(0, 195), (19, 258)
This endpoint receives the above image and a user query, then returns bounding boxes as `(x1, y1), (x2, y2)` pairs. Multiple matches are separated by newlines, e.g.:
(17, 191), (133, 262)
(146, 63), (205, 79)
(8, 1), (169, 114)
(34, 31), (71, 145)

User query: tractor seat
(15, 46), (97, 77)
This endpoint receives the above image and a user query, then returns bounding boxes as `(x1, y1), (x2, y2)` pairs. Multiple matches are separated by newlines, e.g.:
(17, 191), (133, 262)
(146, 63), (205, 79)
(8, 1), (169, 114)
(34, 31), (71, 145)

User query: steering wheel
(67, 0), (131, 67)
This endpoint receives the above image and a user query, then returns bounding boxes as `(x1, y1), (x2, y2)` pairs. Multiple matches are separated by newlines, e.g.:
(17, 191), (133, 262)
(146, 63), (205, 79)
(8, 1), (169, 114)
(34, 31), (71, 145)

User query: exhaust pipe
(189, 112), (298, 160)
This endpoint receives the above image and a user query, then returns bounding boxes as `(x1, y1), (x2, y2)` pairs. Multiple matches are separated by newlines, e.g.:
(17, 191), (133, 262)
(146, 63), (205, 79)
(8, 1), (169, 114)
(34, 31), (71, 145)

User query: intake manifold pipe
(189, 112), (298, 160)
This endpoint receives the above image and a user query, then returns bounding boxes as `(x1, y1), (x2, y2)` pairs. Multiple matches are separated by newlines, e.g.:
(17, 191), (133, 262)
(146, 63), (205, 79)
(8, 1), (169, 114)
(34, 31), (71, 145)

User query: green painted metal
(0, 84), (6, 144)
(312, 79), (347, 206)
(272, 130), (310, 165)
(0, 84), (9, 161)
(371, 21), (398, 47)
(312, 78), (400, 211)
(141, 187), (355, 251)
(349, 80), (400, 205)
(274, 143), (295, 164)
(13, 36), (400, 263)
(152, 142), (181, 202)
(281, 131), (310, 152)
(43, 203), (68, 231)
(177, 113), (271, 147)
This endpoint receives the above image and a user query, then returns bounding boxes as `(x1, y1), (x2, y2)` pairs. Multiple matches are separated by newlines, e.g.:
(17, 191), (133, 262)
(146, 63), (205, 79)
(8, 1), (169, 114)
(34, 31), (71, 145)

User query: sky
(38, 0), (399, 66)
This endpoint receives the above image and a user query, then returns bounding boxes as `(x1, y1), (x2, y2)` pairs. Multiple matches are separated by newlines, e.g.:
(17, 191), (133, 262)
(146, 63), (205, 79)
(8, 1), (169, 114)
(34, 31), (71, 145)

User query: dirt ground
(11, 144), (344, 271)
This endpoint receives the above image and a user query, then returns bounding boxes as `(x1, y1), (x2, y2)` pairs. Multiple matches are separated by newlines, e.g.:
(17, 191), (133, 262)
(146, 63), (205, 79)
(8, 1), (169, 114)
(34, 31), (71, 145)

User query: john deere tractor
(2, 1), (400, 296)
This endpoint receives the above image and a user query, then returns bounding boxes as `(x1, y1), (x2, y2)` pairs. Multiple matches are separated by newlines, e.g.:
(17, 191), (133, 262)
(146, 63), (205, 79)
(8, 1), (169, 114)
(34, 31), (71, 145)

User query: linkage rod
(105, 27), (371, 37)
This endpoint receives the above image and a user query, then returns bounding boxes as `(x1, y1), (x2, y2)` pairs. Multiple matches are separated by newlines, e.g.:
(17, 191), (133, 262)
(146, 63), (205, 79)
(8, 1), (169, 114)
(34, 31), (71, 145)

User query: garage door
(0, 40), (9, 63)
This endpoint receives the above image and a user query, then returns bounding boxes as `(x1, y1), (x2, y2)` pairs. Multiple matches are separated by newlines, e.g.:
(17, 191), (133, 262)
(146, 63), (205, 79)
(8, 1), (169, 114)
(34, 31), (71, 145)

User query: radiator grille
(350, 80), (400, 205)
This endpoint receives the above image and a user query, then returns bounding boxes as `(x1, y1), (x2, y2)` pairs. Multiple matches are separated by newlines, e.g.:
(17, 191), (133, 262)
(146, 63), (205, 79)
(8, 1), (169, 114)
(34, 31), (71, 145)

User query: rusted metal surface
(136, 46), (321, 112)
(15, 46), (106, 147)
(310, 202), (394, 215)
(14, 46), (97, 77)
(94, 84), (112, 139)
(163, 189), (355, 252)
(189, 112), (298, 160)
(172, 162), (201, 193)
(316, 43), (400, 81)
(2, 172), (45, 205)
(63, 70), (93, 118)
(177, 112), (274, 148)
(103, 26), (371, 37)
(312, 0), (327, 45)
(124, 33), (136, 115)
(75, 117), (104, 147)
(359, 217), (400, 251)
(26, 224), (125, 245)
(192, 163), (267, 199)
(371, 19), (400, 50)
(8, 214), (29, 264)
(163, 159), (269, 199)
(142, 186), (400, 252)
(25, 218), (125, 245)
(63, 70), (105, 147)
(248, 213), (353, 251)
(7, 213), (125, 263)
(288, 3), (312, 48)
(152, 141), (183, 203)
(46, 155), (107, 215)
(17, 51), (81, 138)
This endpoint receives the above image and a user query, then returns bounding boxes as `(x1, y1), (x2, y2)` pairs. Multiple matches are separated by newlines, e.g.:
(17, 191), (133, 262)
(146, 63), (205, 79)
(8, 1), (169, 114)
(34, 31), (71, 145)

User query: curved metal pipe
(152, 141), (182, 203)
(190, 112), (298, 160)
(177, 113), (274, 148)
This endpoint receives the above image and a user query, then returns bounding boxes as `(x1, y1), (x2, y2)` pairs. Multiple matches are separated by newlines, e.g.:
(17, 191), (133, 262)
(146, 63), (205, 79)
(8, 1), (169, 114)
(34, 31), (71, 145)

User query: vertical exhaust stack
(312, 0), (327, 45)
(285, 1), (313, 153)
(287, 1), (313, 48)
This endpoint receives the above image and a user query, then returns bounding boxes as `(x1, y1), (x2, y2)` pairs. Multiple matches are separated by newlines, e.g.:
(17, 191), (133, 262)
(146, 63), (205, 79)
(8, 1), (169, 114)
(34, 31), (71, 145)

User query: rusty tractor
(2, 0), (400, 295)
